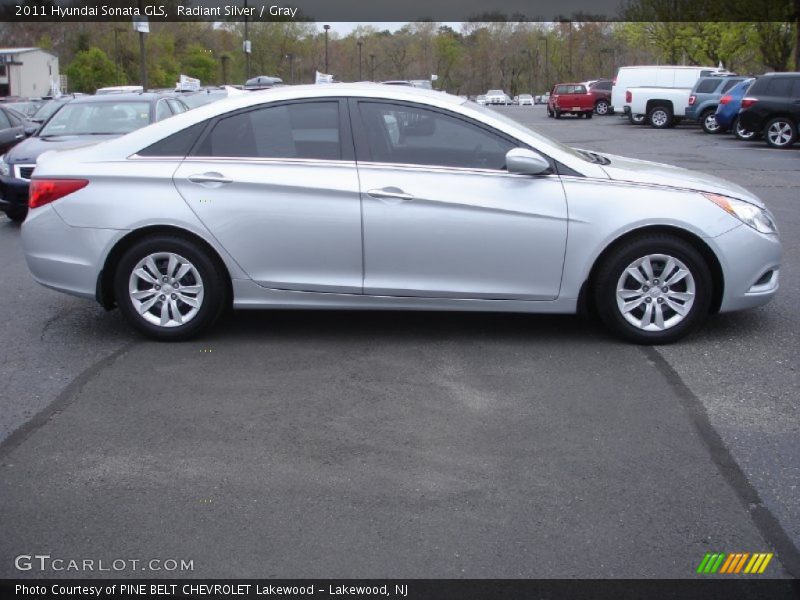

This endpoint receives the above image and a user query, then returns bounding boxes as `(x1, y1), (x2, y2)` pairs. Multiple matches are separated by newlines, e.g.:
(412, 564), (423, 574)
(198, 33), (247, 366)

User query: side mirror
(505, 148), (551, 175)
(24, 125), (38, 136)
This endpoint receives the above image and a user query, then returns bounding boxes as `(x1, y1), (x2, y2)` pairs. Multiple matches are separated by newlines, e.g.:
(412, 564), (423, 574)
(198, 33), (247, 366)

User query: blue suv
(714, 78), (756, 138)
(687, 76), (748, 133)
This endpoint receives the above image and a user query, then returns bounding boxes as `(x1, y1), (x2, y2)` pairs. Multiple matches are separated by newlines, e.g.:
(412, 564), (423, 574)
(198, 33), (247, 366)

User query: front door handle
(14, 134), (23, 140)
(188, 172), (232, 185)
(366, 187), (414, 201)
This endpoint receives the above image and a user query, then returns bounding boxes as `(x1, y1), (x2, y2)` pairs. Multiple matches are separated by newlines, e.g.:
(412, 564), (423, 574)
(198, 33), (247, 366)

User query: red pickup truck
(547, 83), (594, 119)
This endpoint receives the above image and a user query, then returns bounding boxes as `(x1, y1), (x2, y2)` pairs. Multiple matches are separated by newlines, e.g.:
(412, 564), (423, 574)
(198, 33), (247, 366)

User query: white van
(610, 66), (730, 116)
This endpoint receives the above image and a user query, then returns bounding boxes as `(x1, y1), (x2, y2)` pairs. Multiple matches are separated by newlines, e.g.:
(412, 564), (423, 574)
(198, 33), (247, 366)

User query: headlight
(703, 192), (778, 235)
(0, 155), (9, 178)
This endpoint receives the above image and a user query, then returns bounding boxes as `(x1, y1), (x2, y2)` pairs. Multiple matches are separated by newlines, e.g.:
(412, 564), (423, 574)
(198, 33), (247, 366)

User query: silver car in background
(21, 84), (780, 343)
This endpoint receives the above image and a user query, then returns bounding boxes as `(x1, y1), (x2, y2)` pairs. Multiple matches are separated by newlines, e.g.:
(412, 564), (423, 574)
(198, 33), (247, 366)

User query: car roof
(70, 93), (177, 104)
(758, 71), (800, 77)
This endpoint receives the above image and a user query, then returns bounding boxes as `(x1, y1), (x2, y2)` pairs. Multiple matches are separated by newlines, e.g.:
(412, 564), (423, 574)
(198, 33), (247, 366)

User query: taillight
(719, 95), (732, 105)
(740, 97), (758, 109)
(29, 179), (89, 209)
(625, 90), (631, 103)
(688, 95), (696, 105)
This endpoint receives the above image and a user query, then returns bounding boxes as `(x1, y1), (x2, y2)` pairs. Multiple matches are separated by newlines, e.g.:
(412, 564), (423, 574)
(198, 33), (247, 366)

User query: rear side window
(721, 79), (740, 93)
(592, 81), (611, 91)
(793, 80), (800, 98)
(167, 99), (186, 114)
(138, 121), (207, 157)
(195, 101), (342, 160)
(156, 100), (173, 122)
(759, 77), (794, 96)
(695, 79), (719, 94)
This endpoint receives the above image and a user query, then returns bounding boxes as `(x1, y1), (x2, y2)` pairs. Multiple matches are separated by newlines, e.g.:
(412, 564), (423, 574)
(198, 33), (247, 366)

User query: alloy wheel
(595, 101), (609, 115)
(615, 254), (696, 332)
(128, 252), (205, 328)
(703, 112), (720, 133)
(766, 120), (794, 147)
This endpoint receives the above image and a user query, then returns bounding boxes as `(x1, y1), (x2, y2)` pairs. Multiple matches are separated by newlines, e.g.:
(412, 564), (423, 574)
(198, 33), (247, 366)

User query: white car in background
(518, 94), (534, 106)
(485, 90), (509, 105)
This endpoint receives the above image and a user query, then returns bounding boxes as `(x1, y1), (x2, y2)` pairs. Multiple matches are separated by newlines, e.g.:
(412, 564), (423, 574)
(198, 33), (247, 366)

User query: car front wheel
(114, 235), (227, 341)
(764, 117), (797, 149)
(594, 235), (711, 344)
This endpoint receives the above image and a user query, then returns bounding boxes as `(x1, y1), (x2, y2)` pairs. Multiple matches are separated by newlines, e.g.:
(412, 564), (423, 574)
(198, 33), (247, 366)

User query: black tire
(700, 109), (721, 134)
(4, 208), (26, 223)
(585, 111), (593, 119)
(554, 109), (562, 119)
(629, 113), (646, 125)
(547, 108), (553, 118)
(648, 104), (673, 129)
(733, 117), (758, 141)
(593, 234), (712, 344)
(594, 99), (610, 115)
(764, 116), (797, 149)
(114, 235), (228, 341)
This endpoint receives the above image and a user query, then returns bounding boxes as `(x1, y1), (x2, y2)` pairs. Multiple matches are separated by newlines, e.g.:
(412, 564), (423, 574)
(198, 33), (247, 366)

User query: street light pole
(323, 24), (331, 73)
(244, 0), (251, 79)
(286, 53), (294, 84)
(137, 0), (147, 90)
(113, 28), (124, 85)
(369, 53), (376, 80)
(357, 40), (363, 80)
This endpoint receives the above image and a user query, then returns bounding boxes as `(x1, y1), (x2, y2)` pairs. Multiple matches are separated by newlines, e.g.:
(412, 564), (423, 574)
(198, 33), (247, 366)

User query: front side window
(357, 102), (515, 171)
(0, 109), (10, 129)
(196, 101), (341, 160)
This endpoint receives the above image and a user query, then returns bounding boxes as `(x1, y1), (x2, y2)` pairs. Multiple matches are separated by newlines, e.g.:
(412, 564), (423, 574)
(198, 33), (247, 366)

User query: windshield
(33, 101), (67, 122)
(39, 101), (151, 136)
(5, 102), (40, 117)
(467, 101), (595, 163)
(182, 91), (227, 109)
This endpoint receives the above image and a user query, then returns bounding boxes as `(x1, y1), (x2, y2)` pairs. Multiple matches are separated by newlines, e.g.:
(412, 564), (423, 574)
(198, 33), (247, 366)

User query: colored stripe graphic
(697, 552), (773, 575)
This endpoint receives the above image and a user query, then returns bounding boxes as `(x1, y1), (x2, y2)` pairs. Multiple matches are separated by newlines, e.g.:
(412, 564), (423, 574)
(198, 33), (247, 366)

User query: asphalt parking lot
(0, 107), (798, 579)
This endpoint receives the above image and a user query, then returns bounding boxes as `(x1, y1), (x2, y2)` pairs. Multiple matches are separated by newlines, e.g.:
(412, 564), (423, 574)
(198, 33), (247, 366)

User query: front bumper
(713, 224), (781, 313)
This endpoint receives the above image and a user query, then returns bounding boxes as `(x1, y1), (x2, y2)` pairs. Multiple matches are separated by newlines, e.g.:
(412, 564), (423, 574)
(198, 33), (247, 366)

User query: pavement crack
(640, 345), (800, 579)
(0, 341), (138, 460)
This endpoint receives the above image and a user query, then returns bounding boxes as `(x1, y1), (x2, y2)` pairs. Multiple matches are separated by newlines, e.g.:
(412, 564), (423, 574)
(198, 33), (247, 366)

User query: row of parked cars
(610, 66), (800, 149)
(0, 87), (246, 222)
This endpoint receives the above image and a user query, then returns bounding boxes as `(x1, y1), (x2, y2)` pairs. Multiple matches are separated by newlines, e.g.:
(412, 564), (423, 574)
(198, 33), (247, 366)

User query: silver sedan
(21, 84), (780, 343)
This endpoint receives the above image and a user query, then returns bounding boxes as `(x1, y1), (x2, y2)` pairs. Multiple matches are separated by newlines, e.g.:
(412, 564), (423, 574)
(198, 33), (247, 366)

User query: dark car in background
(28, 94), (83, 124)
(0, 92), (188, 222)
(0, 104), (38, 154)
(0, 100), (44, 118)
(738, 72), (800, 148)
(687, 75), (748, 133)
(586, 79), (613, 115)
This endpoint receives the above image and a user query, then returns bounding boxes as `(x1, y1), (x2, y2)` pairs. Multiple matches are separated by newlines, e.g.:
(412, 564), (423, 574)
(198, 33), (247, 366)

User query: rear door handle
(366, 187), (414, 201)
(188, 172), (232, 185)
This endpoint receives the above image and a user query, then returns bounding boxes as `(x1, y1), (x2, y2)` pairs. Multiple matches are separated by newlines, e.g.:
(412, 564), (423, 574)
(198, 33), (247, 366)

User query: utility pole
(113, 27), (125, 85)
(357, 39), (363, 80)
(285, 53), (294, 84)
(539, 36), (548, 91)
(369, 53), (376, 81)
(323, 24), (331, 73)
(244, 0), (251, 79)
(136, 1), (147, 91)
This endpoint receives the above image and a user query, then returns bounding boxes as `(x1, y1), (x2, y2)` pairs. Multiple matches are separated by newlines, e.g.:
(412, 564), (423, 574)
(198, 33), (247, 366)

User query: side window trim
(347, 98), (556, 174)
(188, 98), (354, 162)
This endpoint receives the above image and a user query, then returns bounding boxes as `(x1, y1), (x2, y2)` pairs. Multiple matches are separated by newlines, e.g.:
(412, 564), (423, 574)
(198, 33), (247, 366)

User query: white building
(0, 47), (60, 98)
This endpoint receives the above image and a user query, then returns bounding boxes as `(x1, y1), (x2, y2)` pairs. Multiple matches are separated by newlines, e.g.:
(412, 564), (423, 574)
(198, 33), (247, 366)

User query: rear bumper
(21, 204), (122, 301)
(712, 224), (781, 313)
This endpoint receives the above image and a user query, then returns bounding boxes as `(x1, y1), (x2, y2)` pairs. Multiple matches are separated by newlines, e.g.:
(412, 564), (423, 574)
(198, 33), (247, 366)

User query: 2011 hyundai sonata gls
(21, 84), (780, 343)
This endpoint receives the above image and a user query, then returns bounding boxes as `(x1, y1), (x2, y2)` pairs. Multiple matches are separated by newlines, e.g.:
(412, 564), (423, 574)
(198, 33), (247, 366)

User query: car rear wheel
(114, 236), (227, 341)
(629, 113), (646, 125)
(733, 117), (758, 141)
(764, 117), (797, 149)
(585, 111), (593, 119)
(648, 105), (673, 129)
(701, 109), (721, 134)
(594, 234), (711, 344)
(554, 109), (562, 119)
(595, 99), (610, 115)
